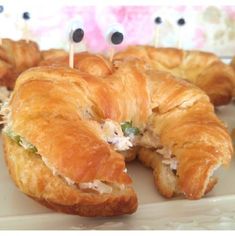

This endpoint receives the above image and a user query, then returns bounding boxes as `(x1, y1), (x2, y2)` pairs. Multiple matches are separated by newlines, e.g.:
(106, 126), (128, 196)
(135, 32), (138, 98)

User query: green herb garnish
(4, 128), (38, 153)
(121, 121), (140, 137)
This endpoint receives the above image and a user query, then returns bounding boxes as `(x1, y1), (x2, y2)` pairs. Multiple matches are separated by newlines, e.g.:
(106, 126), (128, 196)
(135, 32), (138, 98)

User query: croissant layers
(114, 46), (235, 106)
(39, 52), (113, 77)
(2, 60), (233, 217)
(0, 38), (41, 90)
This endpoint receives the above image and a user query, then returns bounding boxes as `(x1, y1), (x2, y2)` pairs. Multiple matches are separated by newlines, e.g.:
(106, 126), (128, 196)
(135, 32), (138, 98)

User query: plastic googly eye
(22, 12), (30, 20)
(69, 18), (85, 43)
(106, 24), (124, 45)
(177, 18), (186, 26)
(0, 5), (4, 14)
(71, 28), (84, 43)
(110, 31), (124, 45)
(154, 16), (162, 25)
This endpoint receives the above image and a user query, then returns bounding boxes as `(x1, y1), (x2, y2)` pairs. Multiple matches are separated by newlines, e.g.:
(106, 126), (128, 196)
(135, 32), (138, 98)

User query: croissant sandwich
(1, 59), (232, 216)
(0, 38), (41, 91)
(114, 46), (235, 106)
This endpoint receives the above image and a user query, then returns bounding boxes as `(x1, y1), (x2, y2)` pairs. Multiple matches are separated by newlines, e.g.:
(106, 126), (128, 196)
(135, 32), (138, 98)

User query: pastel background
(0, 1), (235, 57)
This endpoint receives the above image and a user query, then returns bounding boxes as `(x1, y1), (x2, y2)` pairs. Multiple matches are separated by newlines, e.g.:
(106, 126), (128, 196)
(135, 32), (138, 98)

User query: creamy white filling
(79, 180), (113, 194)
(41, 156), (114, 193)
(0, 99), (12, 125)
(0, 86), (11, 103)
(106, 136), (132, 151)
(19, 137), (35, 150)
(139, 129), (178, 170)
(41, 156), (59, 177)
(179, 98), (197, 109)
(64, 176), (76, 186)
(157, 147), (178, 170)
(101, 119), (132, 151)
(156, 146), (172, 159)
(162, 158), (178, 170)
(137, 129), (160, 148)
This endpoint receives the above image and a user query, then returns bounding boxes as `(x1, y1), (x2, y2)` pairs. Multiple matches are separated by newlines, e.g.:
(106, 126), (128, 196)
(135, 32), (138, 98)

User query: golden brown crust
(3, 134), (137, 217)
(39, 52), (113, 77)
(114, 46), (235, 106)
(0, 60), (16, 89)
(41, 49), (68, 61)
(0, 38), (41, 89)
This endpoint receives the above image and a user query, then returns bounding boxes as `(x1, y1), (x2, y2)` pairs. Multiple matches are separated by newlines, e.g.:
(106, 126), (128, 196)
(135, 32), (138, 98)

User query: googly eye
(69, 19), (85, 43)
(152, 11), (165, 26)
(177, 18), (186, 26)
(106, 24), (124, 45)
(71, 28), (84, 43)
(154, 16), (162, 25)
(110, 31), (124, 45)
(0, 5), (4, 14)
(22, 11), (30, 20)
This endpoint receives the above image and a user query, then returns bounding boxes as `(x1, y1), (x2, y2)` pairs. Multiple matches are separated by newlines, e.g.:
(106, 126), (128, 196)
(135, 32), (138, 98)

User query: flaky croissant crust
(114, 46), (235, 106)
(0, 38), (41, 89)
(39, 52), (113, 77)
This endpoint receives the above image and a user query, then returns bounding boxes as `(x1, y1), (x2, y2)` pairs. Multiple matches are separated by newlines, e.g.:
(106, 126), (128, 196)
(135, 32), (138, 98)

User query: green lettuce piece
(121, 121), (140, 136)
(4, 128), (38, 153)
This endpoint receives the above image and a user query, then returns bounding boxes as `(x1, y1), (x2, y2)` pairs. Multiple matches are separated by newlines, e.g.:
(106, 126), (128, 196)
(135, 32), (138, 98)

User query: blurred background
(0, 0), (235, 56)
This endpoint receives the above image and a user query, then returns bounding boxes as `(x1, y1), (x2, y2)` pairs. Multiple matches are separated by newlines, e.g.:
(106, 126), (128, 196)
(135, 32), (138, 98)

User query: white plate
(1, 103), (235, 230)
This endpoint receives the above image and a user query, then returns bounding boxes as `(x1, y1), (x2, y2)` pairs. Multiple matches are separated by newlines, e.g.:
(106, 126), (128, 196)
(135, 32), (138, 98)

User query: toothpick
(23, 21), (30, 43)
(22, 12), (31, 43)
(69, 42), (75, 68)
(176, 18), (186, 49)
(153, 26), (160, 48)
(153, 16), (162, 48)
(177, 28), (182, 49)
(108, 46), (115, 62)
(68, 26), (84, 69)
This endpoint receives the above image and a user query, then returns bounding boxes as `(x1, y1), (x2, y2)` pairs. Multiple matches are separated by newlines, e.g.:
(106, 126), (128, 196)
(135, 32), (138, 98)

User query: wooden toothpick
(69, 26), (84, 68)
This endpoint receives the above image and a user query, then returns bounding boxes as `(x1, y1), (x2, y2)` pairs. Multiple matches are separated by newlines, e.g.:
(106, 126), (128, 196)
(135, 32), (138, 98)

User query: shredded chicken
(0, 99), (12, 125)
(162, 158), (178, 170)
(0, 86), (11, 103)
(101, 119), (132, 151)
(79, 180), (113, 194)
(139, 129), (178, 170)
(42, 156), (114, 194)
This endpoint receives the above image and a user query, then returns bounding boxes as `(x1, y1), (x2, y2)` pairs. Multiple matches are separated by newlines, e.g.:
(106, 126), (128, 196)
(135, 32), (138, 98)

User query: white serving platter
(0, 101), (235, 230)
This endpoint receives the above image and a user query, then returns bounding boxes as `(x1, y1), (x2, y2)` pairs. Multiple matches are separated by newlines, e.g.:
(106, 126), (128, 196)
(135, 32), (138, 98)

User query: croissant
(39, 52), (113, 77)
(1, 59), (232, 217)
(0, 38), (41, 90)
(114, 46), (235, 106)
(41, 49), (68, 61)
